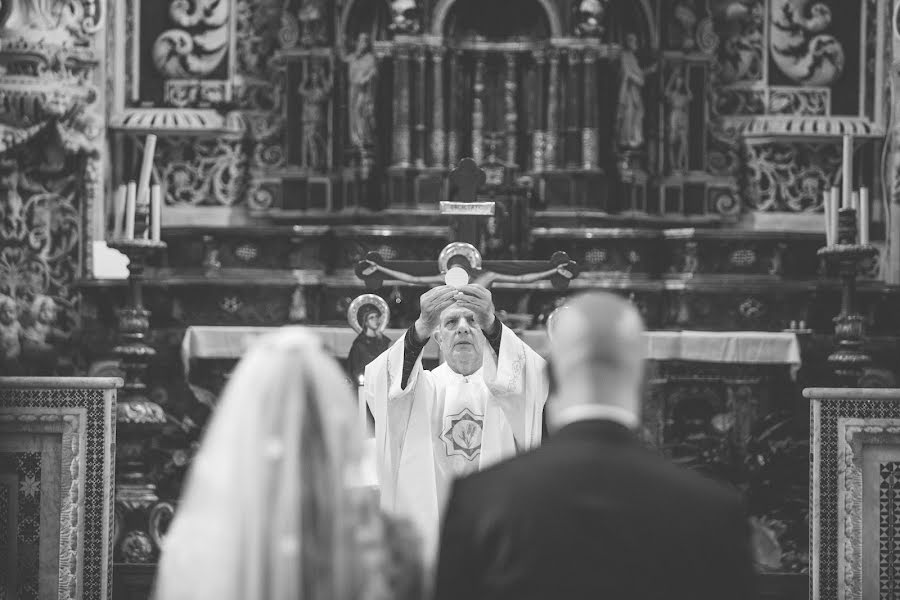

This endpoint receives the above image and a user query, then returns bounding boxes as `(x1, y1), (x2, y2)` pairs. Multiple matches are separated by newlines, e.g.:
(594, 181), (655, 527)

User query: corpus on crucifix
(358, 159), (578, 564)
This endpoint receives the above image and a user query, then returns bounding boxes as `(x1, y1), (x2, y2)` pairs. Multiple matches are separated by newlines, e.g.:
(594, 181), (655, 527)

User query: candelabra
(107, 236), (172, 563)
(817, 207), (877, 387)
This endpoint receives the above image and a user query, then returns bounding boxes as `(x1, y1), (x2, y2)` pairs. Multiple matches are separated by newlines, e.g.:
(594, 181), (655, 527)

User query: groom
(362, 284), (548, 561)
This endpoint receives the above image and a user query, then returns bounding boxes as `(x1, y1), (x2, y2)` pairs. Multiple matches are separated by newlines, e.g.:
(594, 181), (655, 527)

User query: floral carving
(743, 142), (840, 212)
(158, 137), (248, 206)
(152, 0), (231, 78)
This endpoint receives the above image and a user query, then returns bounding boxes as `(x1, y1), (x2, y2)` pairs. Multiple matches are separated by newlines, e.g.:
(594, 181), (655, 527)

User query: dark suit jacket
(435, 419), (757, 600)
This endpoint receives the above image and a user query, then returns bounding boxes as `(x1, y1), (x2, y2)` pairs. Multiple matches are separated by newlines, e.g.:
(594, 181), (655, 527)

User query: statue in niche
(616, 33), (656, 151)
(574, 0), (607, 39)
(20, 294), (67, 375)
(389, 0), (421, 35)
(341, 33), (378, 159)
(671, 0), (698, 51)
(346, 295), (392, 386)
(0, 294), (23, 374)
(298, 0), (326, 46)
(665, 68), (692, 174)
(298, 62), (333, 172)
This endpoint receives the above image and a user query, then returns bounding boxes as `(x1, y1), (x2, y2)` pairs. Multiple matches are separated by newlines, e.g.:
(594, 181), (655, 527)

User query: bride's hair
(155, 327), (374, 600)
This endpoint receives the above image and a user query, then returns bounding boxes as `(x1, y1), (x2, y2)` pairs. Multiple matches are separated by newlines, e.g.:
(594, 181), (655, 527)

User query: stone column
(504, 52), (518, 167)
(472, 52), (486, 164)
(431, 47), (446, 167)
(448, 50), (461, 166)
(566, 49), (582, 168)
(531, 50), (547, 172)
(392, 45), (412, 167)
(582, 48), (599, 170)
(414, 46), (427, 168)
(545, 49), (560, 170)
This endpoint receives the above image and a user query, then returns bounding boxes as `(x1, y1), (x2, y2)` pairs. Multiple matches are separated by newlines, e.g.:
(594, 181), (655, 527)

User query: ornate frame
(0, 377), (119, 600)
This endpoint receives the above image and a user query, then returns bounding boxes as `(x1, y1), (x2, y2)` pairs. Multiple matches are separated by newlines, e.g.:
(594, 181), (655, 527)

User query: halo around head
(438, 242), (482, 274)
(347, 293), (390, 335)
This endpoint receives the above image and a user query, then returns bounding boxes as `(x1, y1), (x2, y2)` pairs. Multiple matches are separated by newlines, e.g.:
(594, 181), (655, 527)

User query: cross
(355, 159), (579, 290)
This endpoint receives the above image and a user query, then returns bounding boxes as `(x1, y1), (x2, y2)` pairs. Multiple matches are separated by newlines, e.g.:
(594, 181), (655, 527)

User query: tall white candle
(136, 134), (157, 209)
(151, 184), (161, 242)
(830, 185), (840, 243)
(860, 187), (870, 245)
(125, 181), (136, 240)
(112, 184), (126, 239)
(842, 134), (853, 209)
(823, 189), (833, 246)
(851, 190), (859, 211)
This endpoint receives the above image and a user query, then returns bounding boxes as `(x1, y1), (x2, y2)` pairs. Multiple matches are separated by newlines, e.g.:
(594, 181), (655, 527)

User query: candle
(151, 184), (161, 242)
(830, 185), (840, 242)
(851, 190), (859, 211)
(136, 134), (157, 209)
(112, 184), (126, 239)
(860, 187), (870, 245)
(823, 189), (832, 246)
(842, 134), (853, 209)
(125, 181), (136, 240)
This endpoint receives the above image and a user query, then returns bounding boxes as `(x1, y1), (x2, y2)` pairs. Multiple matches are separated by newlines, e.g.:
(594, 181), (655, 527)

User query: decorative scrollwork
(158, 137), (248, 206)
(152, 0), (231, 78)
(743, 142), (840, 212)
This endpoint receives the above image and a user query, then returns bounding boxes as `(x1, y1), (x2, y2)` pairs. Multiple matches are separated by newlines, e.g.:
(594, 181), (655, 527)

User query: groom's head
(433, 303), (484, 376)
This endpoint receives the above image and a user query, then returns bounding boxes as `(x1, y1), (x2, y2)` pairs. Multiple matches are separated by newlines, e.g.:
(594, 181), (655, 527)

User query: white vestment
(363, 323), (548, 561)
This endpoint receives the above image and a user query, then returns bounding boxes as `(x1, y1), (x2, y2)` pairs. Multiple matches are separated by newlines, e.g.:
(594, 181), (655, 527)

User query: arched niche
(432, 0), (562, 39)
(340, 0), (392, 46)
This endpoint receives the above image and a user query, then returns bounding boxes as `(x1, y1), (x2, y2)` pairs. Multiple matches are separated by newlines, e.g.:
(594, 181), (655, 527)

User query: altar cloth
(181, 326), (801, 376)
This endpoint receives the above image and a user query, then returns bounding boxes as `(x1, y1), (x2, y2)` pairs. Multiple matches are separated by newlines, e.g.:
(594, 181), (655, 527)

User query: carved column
(472, 52), (486, 164)
(448, 50), (461, 166)
(545, 49), (560, 170)
(392, 46), (412, 167)
(531, 50), (547, 172)
(504, 52), (518, 167)
(414, 46), (427, 168)
(431, 47), (446, 167)
(565, 50), (581, 168)
(582, 48), (599, 170)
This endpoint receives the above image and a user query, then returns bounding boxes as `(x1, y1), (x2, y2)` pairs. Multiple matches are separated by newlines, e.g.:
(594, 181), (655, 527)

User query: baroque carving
(743, 141), (840, 212)
(157, 137), (248, 206)
(769, 0), (844, 86)
(152, 0), (231, 78)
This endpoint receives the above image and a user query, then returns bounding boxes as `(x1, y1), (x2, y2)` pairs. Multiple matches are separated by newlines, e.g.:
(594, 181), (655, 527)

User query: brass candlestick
(107, 236), (169, 563)
(817, 208), (877, 387)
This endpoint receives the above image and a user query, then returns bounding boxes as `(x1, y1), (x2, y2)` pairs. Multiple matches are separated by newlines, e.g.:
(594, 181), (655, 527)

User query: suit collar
(551, 418), (638, 445)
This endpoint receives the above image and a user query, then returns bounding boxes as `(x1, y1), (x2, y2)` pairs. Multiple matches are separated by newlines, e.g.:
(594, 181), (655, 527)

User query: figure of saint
(298, 63), (334, 171)
(616, 33), (656, 150)
(20, 294), (66, 375)
(0, 294), (23, 374)
(358, 257), (574, 287)
(347, 304), (392, 386)
(342, 33), (378, 156)
(665, 69), (692, 174)
(362, 284), (548, 563)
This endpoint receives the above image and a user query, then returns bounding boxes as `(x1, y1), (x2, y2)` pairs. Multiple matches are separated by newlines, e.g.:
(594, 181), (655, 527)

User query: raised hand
(454, 284), (496, 330)
(414, 285), (458, 340)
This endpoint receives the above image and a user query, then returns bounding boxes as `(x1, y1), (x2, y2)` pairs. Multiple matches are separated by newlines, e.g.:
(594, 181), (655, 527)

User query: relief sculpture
(153, 0), (231, 78)
(769, 0), (844, 86)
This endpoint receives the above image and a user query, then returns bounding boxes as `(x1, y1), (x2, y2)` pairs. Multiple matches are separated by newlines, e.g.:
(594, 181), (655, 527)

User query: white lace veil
(153, 327), (376, 600)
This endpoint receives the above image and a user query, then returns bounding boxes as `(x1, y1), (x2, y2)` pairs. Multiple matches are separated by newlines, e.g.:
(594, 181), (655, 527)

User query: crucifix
(355, 158), (579, 289)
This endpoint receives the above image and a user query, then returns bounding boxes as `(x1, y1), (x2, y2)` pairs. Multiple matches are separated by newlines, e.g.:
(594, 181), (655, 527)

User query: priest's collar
(551, 404), (639, 431)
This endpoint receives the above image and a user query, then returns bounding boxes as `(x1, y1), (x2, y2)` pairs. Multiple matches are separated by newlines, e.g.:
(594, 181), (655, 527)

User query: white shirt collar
(550, 404), (639, 431)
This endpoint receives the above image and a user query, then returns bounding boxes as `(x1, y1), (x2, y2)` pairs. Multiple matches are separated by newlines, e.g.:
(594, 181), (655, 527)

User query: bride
(154, 327), (423, 600)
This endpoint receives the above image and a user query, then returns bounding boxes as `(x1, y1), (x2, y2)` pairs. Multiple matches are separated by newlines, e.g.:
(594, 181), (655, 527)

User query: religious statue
(20, 294), (66, 374)
(389, 0), (421, 35)
(0, 294), (23, 374)
(297, 63), (333, 172)
(665, 68), (692, 174)
(574, 0), (607, 39)
(616, 33), (656, 151)
(346, 294), (392, 386)
(671, 0), (698, 51)
(357, 256), (575, 288)
(341, 33), (378, 158)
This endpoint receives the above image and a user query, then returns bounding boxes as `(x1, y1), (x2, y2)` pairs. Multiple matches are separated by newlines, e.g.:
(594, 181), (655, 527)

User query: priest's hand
(455, 284), (496, 331)
(414, 285), (457, 341)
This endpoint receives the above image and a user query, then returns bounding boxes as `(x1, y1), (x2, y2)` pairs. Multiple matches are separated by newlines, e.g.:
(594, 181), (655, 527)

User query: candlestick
(125, 181), (136, 240)
(151, 185), (161, 242)
(137, 134), (157, 208)
(842, 134), (852, 209)
(860, 187), (870, 245)
(823, 189), (833, 246)
(112, 184), (126, 239)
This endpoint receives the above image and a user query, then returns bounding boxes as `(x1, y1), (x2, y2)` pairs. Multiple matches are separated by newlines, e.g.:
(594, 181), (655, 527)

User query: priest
(362, 284), (548, 562)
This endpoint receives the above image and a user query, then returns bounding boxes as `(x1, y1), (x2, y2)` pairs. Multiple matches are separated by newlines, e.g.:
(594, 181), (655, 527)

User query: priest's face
(435, 304), (483, 376)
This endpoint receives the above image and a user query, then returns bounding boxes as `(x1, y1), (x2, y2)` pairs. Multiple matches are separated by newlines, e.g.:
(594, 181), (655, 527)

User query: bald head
(549, 292), (645, 406)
